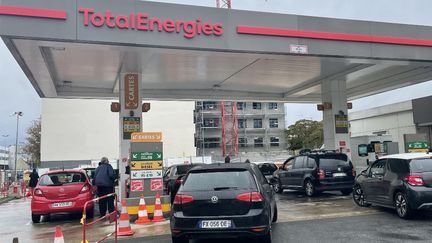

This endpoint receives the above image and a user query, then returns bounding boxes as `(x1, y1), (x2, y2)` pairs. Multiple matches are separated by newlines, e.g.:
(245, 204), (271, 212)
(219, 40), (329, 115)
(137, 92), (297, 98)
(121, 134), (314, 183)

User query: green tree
(285, 119), (323, 151)
(22, 119), (41, 168)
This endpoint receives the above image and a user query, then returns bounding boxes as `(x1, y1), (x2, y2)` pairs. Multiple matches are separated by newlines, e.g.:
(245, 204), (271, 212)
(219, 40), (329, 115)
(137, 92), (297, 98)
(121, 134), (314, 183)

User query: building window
(253, 119), (262, 128)
(237, 102), (246, 110)
(254, 137), (264, 147)
(238, 119), (247, 128)
(268, 102), (278, 110)
(269, 118), (279, 128)
(252, 102), (262, 110)
(203, 101), (217, 110)
(204, 138), (220, 148)
(270, 137), (280, 147)
(239, 137), (247, 147)
(203, 118), (219, 127)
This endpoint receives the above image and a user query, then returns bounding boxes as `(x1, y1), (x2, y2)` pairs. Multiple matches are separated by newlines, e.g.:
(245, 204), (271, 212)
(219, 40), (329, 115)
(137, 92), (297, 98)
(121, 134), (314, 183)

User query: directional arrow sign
(131, 170), (163, 179)
(131, 161), (163, 170)
(408, 141), (428, 149)
(131, 152), (163, 161)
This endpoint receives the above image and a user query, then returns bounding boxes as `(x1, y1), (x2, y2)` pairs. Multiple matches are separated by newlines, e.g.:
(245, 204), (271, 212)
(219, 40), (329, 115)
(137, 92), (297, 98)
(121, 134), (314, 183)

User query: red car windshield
(39, 172), (86, 186)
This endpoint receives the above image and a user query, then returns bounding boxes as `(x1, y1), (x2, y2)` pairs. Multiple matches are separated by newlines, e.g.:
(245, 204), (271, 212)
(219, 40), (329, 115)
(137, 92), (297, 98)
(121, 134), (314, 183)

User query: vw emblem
(211, 196), (218, 204)
(59, 188), (64, 193)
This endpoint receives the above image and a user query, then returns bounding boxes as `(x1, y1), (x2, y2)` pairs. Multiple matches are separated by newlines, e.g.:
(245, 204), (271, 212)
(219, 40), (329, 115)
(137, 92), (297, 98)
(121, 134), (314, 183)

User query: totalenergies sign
(78, 8), (224, 39)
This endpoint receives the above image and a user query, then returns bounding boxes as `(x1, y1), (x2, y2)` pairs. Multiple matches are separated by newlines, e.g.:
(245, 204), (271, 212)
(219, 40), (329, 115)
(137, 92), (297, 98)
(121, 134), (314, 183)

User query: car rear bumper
(170, 209), (270, 239)
(316, 180), (354, 191)
(31, 193), (94, 215)
(406, 186), (432, 210)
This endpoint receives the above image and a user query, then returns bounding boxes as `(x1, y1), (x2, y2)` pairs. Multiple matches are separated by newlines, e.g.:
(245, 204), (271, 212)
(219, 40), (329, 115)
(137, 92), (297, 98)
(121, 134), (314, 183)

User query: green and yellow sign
(131, 161), (163, 170)
(131, 151), (163, 161)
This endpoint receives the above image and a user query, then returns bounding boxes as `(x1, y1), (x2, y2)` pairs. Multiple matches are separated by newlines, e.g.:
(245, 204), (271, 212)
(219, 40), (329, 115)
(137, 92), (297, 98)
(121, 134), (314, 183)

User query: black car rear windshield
(39, 172), (86, 186)
(318, 154), (350, 168)
(410, 159), (432, 173)
(182, 170), (256, 191)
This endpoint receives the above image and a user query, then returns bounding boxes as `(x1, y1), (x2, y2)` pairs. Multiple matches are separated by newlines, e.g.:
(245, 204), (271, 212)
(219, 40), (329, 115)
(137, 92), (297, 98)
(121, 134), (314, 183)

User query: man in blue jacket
(94, 157), (116, 217)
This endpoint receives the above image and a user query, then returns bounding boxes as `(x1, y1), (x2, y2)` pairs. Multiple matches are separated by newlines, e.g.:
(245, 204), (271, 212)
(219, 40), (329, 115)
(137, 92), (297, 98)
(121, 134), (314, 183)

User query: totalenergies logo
(78, 8), (223, 39)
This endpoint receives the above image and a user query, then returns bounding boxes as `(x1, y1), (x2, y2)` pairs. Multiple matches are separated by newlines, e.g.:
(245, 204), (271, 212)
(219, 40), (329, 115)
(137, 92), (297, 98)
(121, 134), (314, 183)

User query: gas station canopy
(2, 0), (432, 102)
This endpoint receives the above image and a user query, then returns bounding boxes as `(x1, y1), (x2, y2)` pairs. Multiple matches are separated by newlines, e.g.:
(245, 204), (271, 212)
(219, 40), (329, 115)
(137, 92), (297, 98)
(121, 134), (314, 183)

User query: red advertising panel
(131, 180), (144, 192)
(150, 178), (163, 191)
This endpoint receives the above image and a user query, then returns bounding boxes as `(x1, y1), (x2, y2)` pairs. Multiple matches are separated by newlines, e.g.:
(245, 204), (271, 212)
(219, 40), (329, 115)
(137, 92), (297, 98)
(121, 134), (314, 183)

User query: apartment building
(194, 101), (287, 161)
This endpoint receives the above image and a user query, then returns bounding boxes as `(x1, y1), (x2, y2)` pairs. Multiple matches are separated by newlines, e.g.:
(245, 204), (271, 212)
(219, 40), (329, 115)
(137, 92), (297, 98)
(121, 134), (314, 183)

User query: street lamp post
(13, 112), (23, 182)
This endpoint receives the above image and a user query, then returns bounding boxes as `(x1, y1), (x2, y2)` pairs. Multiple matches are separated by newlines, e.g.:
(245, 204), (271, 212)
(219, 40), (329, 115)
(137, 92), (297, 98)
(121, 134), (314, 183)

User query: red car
(31, 170), (94, 223)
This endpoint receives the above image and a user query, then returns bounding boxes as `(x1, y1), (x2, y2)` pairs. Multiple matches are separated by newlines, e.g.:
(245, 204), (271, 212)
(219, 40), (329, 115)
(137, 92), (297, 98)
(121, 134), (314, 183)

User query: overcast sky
(2, 0), (432, 145)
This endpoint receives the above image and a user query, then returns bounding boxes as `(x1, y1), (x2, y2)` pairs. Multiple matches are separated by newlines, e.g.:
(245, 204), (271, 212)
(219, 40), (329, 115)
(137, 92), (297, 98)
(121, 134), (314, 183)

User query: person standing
(94, 157), (116, 217)
(28, 169), (39, 195)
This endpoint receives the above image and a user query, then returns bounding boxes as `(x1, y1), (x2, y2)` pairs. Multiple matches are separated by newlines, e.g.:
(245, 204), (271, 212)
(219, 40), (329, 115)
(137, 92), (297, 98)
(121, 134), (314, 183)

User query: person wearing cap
(94, 157), (116, 217)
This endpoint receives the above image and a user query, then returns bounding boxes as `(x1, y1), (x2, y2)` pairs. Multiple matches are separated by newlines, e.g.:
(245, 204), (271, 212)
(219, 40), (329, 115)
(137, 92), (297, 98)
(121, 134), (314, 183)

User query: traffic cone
(117, 199), (134, 236)
(152, 192), (165, 222)
(54, 225), (65, 243)
(135, 194), (151, 224)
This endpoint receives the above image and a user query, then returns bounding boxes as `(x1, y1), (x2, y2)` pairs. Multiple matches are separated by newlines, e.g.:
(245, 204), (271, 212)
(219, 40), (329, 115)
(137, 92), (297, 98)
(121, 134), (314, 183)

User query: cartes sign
(131, 132), (162, 142)
(150, 178), (163, 191)
(131, 170), (163, 179)
(131, 161), (163, 170)
(124, 73), (139, 109)
(131, 151), (163, 161)
(131, 180), (144, 192)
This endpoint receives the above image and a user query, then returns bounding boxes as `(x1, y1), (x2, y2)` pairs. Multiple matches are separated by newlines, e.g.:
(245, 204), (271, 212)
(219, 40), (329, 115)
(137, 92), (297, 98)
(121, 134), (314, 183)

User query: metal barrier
(82, 193), (118, 243)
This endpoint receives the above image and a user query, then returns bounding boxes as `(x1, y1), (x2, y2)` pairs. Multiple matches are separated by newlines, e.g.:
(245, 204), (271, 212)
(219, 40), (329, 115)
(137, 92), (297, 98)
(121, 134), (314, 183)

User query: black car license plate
(199, 220), (232, 229)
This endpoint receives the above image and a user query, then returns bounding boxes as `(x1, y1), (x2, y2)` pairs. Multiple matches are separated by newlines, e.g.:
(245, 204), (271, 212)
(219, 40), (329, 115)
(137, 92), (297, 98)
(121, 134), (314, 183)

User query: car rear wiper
(213, 187), (238, 191)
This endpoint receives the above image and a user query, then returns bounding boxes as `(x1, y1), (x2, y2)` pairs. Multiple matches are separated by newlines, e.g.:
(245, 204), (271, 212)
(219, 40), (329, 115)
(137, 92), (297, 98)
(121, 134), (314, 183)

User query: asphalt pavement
(114, 212), (432, 243)
(2, 190), (432, 243)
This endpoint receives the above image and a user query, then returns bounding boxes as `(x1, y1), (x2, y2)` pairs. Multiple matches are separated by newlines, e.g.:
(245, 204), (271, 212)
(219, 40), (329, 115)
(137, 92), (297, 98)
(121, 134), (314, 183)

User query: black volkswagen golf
(170, 163), (277, 243)
(353, 153), (432, 218)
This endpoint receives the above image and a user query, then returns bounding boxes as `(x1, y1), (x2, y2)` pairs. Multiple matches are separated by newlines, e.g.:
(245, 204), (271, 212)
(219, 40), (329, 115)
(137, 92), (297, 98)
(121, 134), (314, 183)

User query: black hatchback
(273, 152), (355, 196)
(353, 153), (432, 218)
(170, 163), (277, 243)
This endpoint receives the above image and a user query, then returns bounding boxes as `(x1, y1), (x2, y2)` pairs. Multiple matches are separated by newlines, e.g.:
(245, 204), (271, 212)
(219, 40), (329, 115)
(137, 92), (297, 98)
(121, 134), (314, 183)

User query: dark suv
(353, 153), (432, 218)
(273, 151), (355, 196)
(163, 164), (202, 202)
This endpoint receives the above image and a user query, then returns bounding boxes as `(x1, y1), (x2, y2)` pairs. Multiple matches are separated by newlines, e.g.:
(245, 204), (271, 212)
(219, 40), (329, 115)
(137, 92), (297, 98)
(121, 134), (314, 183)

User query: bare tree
(22, 119), (41, 168)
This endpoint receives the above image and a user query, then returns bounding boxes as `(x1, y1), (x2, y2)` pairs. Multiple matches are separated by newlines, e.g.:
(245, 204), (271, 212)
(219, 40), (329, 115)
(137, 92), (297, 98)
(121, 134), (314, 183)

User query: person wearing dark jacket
(94, 157), (116, 217)
(28, 169), (39, 195)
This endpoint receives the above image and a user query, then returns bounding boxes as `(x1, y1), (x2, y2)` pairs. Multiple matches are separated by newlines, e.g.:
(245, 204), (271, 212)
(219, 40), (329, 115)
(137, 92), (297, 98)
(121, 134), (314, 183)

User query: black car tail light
(352, 170), (356, 177)
(318, 169), (326, 180)
(251, 227), (267, 232)
(236, 192), (263, 202)
(404, 175), (424, 186)
(173, 194), (194, 204)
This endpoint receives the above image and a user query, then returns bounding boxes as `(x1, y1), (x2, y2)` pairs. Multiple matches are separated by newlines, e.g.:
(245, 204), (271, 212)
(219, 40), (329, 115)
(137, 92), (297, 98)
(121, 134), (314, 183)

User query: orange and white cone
(54, 225), (65, 243)
(135, 194), (151, 224)
(117, 199), (134, 236)
(152, 192), (165, 222)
